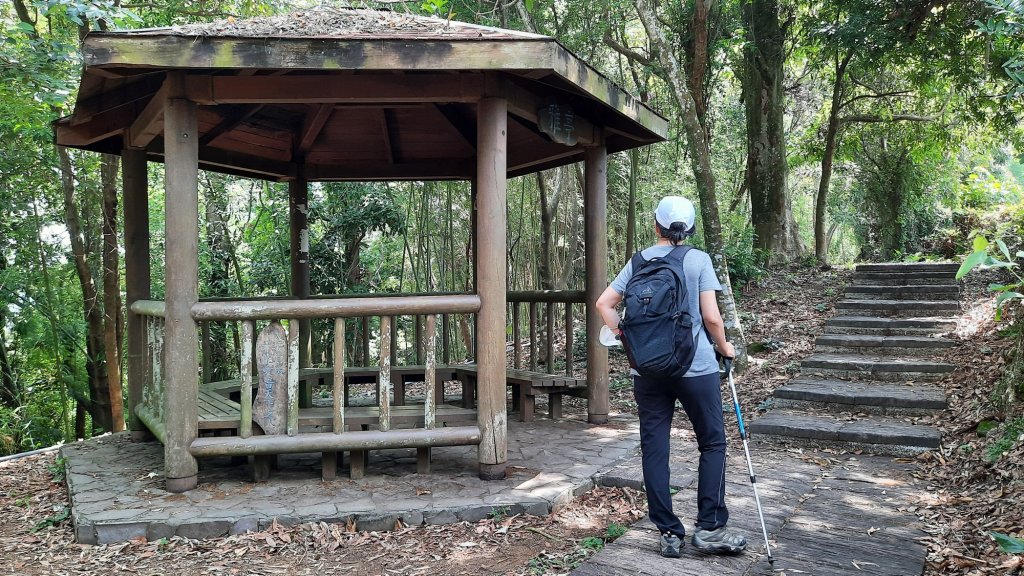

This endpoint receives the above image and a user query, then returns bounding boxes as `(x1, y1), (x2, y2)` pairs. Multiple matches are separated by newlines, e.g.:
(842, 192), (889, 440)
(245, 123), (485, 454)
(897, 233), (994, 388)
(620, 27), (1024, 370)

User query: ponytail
(656, 222), (694, 246)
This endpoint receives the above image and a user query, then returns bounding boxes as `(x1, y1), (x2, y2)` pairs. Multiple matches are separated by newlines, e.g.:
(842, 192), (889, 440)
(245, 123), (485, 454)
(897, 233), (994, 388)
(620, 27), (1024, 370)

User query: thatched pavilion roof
(55, 8), (667, 181)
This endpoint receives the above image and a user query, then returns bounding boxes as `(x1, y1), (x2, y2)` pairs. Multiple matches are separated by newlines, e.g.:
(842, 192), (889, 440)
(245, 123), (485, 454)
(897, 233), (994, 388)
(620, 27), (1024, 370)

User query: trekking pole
(722, 356), (775, 567)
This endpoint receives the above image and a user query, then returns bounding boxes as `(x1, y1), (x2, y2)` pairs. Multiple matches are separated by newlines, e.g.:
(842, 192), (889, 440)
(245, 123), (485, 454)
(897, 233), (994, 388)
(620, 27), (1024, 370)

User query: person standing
(595, 196), (747, 558)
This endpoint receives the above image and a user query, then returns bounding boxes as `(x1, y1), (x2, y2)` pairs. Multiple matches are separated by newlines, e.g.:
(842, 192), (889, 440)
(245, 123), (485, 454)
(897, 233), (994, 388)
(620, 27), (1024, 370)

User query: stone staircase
(749, 262), (960, 455)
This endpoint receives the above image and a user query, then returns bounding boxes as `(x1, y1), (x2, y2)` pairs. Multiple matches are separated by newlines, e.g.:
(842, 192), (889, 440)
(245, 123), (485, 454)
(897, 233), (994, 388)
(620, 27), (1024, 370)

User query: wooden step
(825, 316), (956, 336)
(855, 262), (959, 273)
(800, 354), (955, 381)
(851, 271), (958, 285)
(836, 299), (959, 318)
(773, 378), (947, 415)
(814, 334), (956, 356)
(749, 410), (941, 455)
(844, 284), (960, 301)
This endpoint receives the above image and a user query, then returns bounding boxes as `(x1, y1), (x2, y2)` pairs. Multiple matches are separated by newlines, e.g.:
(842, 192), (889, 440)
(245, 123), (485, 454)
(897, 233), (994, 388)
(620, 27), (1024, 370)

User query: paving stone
(146, 522), (176, 541)
(176, 520), (232, 539)
(355, 513), (400, 531)
(75, 523), (98, 545)
(96, 522), (149, 544)
(400, 511), (424, 526)
(423, 509), (458, 525)
(456, 506), (493, 523)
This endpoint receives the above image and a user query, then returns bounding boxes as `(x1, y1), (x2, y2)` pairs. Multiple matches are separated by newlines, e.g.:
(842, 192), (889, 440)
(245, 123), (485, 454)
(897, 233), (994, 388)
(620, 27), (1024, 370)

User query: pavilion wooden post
(163, 73), (200, 492)
(584, 141), (609, 425)
(289, 176), (312, 406)
(475, 96), (508, 480)
(123, 147), (151, 442)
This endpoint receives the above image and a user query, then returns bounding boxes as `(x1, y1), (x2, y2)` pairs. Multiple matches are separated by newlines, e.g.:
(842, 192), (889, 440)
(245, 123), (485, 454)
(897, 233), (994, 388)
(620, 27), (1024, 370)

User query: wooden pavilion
(54, 8), (667, 493)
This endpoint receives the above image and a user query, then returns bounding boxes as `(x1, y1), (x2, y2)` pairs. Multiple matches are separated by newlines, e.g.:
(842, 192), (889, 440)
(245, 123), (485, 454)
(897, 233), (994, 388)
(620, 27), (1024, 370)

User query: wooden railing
(194, 290), (584, 388)
(186, 295), (482, 472)
(131, 300), (166, 444)
(507, 290), (585, 376)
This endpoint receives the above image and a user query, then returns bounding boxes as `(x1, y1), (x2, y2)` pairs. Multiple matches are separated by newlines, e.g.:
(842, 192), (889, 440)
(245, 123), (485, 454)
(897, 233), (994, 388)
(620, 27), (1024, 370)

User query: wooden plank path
(576, 451), (928, 576)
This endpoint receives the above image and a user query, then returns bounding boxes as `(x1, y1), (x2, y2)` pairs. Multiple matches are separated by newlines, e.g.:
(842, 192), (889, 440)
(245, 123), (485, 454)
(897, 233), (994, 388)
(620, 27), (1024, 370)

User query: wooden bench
(450, 365), (585, 422)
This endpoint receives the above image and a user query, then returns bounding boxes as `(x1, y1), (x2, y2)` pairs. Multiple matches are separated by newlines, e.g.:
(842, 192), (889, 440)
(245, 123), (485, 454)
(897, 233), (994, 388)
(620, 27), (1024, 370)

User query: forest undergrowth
(0, 264), (1021, 575)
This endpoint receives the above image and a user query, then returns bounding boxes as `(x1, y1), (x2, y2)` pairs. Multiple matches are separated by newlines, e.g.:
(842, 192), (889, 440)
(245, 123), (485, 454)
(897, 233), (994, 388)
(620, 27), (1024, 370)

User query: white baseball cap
(655, 196), (696, 230)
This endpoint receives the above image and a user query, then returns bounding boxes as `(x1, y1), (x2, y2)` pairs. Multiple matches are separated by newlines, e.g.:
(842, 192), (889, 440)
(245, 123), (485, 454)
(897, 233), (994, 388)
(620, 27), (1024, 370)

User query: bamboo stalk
(565, 303), (574, 376)
(287, 318), (300, 436)
(512, 303), (522, 370)
(379, 316), (392, 432)
(424, 315), (437, 429)
(529, 302), (538, 371)
(545, 302), (555, 372)
(333, 317), (346, 434)
(240, 320), (254, 438)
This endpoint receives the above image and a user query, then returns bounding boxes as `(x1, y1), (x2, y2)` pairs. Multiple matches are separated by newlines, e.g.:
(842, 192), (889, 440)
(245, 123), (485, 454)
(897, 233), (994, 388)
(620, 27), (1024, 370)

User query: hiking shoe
(660, 532), (683, 558)
(692, 526), (747, 554)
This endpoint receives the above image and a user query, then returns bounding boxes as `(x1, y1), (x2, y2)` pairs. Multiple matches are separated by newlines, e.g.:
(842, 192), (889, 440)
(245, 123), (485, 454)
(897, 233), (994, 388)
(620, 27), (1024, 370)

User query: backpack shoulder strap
(665, 244), (693, 265)
(630, 250), (647, 273)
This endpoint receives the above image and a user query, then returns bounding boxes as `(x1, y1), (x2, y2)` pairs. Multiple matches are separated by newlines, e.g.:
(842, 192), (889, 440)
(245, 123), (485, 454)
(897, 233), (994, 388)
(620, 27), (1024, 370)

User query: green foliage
(48, 456), (67, 484)
(985, 417), (1024, 461)
(33, 505), (70, 531)
(956, 235), (1024, 321)
(977, 0), (1024, 99)
(992, 531), (1024, 554)
(579, 536), (604, 551)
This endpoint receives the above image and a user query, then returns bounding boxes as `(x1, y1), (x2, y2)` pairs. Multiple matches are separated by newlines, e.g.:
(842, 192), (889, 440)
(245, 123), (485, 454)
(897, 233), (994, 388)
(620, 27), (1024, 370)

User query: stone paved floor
(575, 443), (931, 576)
(61, 415), (640, 545)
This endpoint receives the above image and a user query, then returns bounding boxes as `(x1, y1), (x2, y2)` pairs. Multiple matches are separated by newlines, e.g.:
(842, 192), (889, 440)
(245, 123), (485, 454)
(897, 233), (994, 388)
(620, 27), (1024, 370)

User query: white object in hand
(599, 325), (621, 347)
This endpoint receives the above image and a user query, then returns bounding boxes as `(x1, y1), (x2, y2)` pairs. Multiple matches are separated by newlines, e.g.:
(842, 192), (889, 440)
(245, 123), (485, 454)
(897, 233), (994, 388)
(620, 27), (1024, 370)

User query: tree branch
(839, 114), (934, 125)
(603, 28), (653, 67)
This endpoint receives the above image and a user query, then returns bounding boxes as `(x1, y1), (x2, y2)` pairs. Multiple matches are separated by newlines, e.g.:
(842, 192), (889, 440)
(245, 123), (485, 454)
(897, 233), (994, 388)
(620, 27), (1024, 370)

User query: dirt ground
(1, 264), (1021, 575)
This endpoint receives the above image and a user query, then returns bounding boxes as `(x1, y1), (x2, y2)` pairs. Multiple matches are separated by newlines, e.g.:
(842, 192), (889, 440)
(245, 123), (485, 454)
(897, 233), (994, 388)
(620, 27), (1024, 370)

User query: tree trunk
(625, 148), (638, 259)
(0, 239), (16, 408)
(634, 0), (747, 363)
(58, 146), (111, 432)
(814, 51), (852, 263)
(205, 182), (234, 382)
(101, 154), (124, 432)
(536, 171), (561, 291)
(742, 0), (802, 263)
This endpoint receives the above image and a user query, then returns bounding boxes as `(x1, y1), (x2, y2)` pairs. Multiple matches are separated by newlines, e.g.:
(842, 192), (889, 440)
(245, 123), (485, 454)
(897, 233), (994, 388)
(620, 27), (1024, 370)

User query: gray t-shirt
(610, 244), (723, 377)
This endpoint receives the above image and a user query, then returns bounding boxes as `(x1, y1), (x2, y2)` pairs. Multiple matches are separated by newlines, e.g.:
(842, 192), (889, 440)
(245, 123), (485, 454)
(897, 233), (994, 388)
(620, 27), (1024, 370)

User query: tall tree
(630, 0), (748, 361)
(741, 0), (803, 262)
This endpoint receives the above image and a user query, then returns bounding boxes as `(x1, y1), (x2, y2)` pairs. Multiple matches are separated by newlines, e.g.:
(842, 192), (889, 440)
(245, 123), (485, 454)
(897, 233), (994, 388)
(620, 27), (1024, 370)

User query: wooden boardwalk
(577, 451), (928, 576)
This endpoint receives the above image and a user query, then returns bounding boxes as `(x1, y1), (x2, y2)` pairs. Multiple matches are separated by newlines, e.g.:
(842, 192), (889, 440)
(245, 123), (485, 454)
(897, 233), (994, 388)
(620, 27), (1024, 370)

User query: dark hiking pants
(633, 371), (729, 538)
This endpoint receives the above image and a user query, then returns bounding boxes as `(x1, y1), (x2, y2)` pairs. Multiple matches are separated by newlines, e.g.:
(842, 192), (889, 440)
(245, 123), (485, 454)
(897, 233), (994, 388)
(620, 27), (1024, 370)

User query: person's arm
(700, 290), (735, 358)
(596, 286), (624, 335)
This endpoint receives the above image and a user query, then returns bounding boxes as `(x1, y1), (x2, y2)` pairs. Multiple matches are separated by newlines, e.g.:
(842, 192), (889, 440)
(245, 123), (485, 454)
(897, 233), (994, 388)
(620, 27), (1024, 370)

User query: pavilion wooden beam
(128, 80), (171, 149)
(71, 73), (165, 125)
(162, 73), (200, 493)
(184, 74), (484, 105)
(475, 96), (508, 481)
(434, 104), (476, 151)
(200, 104), (264, 147)
(380, 109), (397, 164)
(294, 104), (333, 158)
(583, 140), (609, 425)
(304, 160), (473, 181)
(85, 36), (555, 74)
(500, 78), (598, 146)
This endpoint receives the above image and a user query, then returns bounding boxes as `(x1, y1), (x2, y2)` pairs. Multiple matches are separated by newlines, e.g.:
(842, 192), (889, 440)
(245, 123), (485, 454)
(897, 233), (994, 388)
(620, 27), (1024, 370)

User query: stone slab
(574, 451), (929, 576)
(801, 353), (955, 374)
(61, 416), (641, 544)
(776, 379), (947, 410)
(855, 262), (959, 273)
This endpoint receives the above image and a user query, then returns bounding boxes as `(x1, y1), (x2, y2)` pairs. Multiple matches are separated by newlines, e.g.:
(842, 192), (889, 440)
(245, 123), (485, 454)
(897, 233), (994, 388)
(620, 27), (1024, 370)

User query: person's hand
(718, 341), (736, 359)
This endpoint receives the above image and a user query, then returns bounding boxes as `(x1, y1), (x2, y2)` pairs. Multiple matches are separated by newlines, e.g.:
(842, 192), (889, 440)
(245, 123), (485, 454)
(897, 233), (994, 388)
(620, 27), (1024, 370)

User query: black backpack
(619, 245), (700, 381)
